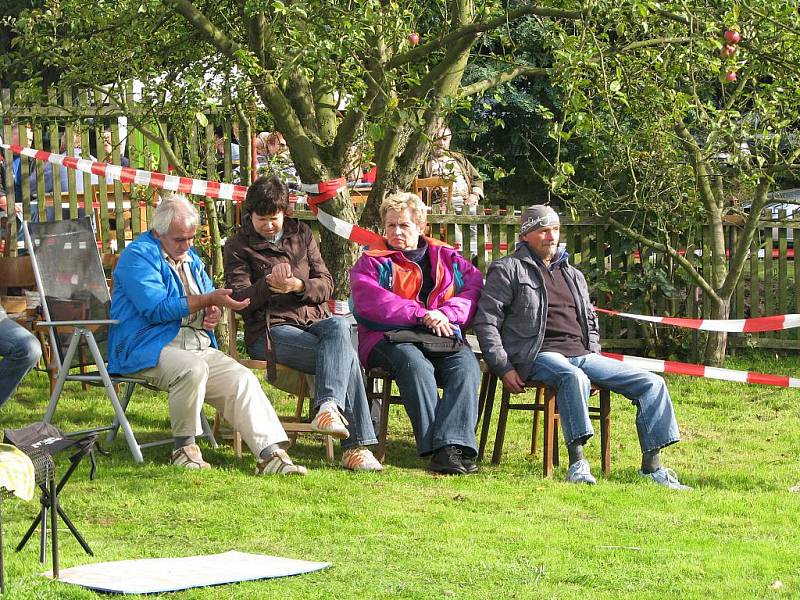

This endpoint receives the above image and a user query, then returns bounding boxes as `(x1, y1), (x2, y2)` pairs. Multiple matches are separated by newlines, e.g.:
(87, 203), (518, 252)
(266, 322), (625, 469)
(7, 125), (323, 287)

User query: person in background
(474, 205), (690, 489)
(58, 130), (98, 195)
(224, 176), (381, 471)
(102, 130), (130, 167)
(421, 124), (484, 255)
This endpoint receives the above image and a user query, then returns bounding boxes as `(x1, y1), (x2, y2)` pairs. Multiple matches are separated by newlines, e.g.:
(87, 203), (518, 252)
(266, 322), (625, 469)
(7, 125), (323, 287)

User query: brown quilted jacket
(223, 216), (333, 351)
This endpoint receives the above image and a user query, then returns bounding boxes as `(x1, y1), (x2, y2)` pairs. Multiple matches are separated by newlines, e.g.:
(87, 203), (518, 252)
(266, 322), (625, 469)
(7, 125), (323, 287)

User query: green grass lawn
(1, 352), (799, 599)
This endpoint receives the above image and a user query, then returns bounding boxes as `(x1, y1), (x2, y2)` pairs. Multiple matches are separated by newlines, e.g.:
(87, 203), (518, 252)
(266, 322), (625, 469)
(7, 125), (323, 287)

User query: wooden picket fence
(3, 87), (800, 352)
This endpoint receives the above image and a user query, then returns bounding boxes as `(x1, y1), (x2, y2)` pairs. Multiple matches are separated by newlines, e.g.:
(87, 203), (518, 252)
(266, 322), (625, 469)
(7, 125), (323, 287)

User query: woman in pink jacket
(350, 192), (484, 475)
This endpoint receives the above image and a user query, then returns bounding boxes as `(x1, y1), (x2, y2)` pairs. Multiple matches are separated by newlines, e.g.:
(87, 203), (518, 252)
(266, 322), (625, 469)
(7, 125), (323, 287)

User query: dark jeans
(367, 340), (480, 457)
(248, 317), (377, 449)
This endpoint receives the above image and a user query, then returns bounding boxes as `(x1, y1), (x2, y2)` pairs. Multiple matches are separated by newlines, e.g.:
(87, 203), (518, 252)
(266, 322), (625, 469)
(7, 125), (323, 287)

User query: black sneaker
(460, 454), (479, 475)
(428, 445), (468, 475)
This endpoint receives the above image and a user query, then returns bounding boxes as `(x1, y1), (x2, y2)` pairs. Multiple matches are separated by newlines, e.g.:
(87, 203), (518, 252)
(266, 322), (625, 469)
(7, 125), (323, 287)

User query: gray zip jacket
(473, 243), (601, 380)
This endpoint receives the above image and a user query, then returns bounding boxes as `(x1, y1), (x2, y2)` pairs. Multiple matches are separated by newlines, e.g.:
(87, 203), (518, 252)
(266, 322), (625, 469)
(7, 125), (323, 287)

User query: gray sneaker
(565, 459), (596, 484)
(639, 467), (691, 490)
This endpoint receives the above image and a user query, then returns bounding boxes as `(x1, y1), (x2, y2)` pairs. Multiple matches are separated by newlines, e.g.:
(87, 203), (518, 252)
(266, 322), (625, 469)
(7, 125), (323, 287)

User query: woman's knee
(323, 317), (351, 337)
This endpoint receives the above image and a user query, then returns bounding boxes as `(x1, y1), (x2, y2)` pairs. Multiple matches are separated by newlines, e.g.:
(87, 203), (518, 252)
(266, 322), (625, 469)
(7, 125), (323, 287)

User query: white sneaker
(639, 467), (691, 490)
(565, 459), (596, 484)
(170, 444), (211, 469)
(310, 400), (350, 439)
(342, 447), (383, 472)
(255, 449), (308, 476)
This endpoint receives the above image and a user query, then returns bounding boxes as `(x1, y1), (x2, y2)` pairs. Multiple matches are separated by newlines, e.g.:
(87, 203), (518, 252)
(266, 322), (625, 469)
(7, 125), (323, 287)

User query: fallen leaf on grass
(789, 483), (800, 493)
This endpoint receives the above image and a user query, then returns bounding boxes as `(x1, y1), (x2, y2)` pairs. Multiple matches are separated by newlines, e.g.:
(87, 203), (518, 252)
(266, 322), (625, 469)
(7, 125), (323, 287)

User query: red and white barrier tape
(596, 307), (800, 333)
(601, 352), (800, 388)
(2, 144), (382, 247)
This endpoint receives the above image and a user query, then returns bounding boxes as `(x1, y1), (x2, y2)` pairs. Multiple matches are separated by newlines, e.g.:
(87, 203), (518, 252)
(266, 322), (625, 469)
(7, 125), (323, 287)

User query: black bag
(384, 328), (463, 356)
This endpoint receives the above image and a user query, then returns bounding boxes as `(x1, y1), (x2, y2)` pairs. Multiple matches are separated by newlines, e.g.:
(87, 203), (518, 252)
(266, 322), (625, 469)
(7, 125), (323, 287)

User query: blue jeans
(368, 341), (480, 457)
(527, 352), (681, 453)
(0, 317), (42, 408)
(248, 317), (377, 450)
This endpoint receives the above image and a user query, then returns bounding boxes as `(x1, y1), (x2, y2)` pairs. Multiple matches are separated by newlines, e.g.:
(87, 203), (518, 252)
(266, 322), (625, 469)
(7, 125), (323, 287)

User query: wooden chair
(413, 177), (453, 213)
(477, 375), (611, 478)
(366, 360), (491, 464)
(218, 307), (334, 460)
(349, 186), (371, 205)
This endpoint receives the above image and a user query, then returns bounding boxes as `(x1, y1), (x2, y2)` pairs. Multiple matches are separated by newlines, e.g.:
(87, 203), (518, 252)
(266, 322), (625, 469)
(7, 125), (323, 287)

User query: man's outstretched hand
(189, 288), (250, 315)
(206, 288), (250, 311)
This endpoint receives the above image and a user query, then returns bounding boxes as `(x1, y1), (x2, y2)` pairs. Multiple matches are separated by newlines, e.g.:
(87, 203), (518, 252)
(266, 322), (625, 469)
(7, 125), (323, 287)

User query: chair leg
(491, 388), (511, 465)
(476, 371), (490, 426)
(106, 381), (135, 444)
(600, 390), (611, 475)
(49, 476), (58, 579)
(376, 375), (392, 463)
(552, 414), (560, 468)
(531, 386), (543, 455)
(200, 413), (218, 449)
(324, 435), (335, 462)
(288, 390), (306, 448)
(542, 388), (557, 478)
(477, 375), (497, 461)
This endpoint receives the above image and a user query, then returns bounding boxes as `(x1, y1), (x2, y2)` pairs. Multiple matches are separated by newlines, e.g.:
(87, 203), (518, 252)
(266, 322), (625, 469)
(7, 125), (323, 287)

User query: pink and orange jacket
(349, 237), (484, 366)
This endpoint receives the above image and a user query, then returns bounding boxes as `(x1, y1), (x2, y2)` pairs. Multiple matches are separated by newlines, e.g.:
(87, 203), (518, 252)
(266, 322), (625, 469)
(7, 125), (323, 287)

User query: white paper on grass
(45, 550), (330, 594)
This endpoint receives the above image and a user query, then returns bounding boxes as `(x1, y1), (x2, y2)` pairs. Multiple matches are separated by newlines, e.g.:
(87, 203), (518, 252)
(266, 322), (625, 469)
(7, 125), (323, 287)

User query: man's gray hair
(151, 194), (200, 235)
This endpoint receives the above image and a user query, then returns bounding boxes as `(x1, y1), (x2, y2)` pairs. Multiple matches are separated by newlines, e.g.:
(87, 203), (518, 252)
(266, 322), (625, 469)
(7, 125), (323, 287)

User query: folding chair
(22, 217), (216, 464)
(0, 444), (55, 588)
(4, 423), (99, 579)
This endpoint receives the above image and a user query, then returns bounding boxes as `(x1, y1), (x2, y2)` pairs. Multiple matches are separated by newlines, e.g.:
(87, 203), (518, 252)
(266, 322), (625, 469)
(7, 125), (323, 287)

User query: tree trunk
(702, 297), (730, 366)
(317, 191), (362, 299)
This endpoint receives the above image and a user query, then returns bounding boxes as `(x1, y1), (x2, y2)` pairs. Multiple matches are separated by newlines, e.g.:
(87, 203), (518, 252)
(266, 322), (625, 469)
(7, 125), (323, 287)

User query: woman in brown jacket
(223, 176), (381, 471)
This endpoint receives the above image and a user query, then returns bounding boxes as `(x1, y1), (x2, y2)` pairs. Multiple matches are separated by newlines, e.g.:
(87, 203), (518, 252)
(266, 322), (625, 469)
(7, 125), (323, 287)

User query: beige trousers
(134, 345), (289, 456)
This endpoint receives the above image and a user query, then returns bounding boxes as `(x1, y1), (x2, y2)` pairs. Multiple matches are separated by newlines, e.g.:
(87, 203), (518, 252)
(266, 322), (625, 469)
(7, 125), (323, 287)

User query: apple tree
(8, 0), (582, 293)
(543, 0), (800, 364)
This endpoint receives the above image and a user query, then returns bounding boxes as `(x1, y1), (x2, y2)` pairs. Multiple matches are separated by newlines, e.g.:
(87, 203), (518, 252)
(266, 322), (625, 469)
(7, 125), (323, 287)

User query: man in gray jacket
(474, 205), (690, 489)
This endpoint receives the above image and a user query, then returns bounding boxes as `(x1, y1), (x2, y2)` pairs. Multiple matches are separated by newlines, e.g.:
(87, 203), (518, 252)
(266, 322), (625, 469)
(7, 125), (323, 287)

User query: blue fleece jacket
(108, 231), (217, 375)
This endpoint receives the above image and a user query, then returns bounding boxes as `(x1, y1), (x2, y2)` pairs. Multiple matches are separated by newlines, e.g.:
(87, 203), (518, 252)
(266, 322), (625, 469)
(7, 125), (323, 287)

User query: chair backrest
(413, 177), (454, 213)
(23, 217), (112, 370)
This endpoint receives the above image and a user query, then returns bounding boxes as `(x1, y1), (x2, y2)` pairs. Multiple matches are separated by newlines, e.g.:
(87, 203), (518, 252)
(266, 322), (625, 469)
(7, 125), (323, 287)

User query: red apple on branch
(720, 44), (737, 58)
(726, 71), (738, 82)
(724, 30), (742, 44)
(408, 32), (420, 46)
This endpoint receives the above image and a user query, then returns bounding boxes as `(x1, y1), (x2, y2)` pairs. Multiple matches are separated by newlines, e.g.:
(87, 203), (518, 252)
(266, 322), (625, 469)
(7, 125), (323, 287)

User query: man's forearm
(187, 293), (213, 314)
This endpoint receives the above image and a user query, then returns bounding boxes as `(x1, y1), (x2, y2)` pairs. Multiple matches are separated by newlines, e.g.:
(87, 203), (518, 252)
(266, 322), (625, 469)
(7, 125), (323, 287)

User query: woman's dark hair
(244, 175), (290, 215)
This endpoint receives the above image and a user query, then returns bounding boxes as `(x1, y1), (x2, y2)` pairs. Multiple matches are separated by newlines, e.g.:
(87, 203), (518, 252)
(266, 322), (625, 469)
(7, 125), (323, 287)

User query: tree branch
(161, 0), (245, 64)
(388, 5), (583, 70)
(605, 213), (721, 302)
(459, 65), (550, 97)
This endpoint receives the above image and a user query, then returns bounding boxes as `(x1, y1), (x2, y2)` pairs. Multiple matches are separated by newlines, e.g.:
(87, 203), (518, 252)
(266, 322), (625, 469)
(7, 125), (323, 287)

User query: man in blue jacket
(474, 205), (690, 490)
(109, 194), (307, 475)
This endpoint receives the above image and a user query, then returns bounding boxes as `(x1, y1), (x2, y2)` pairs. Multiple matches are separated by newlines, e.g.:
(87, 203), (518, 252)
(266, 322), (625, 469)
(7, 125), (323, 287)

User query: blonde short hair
(379, 192), (427, 227)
